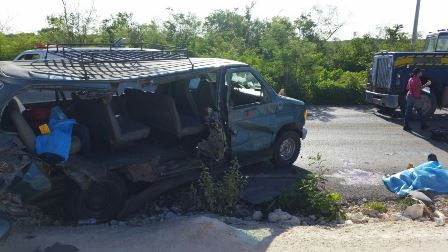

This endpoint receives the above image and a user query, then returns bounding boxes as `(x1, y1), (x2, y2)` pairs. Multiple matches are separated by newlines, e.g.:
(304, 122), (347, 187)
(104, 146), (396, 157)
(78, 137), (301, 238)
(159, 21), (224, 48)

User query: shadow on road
(307, 106), (337, 122)
(374, 109), (448, 152)
(240, 162), (311, 205)
(307, 105), (375, 122)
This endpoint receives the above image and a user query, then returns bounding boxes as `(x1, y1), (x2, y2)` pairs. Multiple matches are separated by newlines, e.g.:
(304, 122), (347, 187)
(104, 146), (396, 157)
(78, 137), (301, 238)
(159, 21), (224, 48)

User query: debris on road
(431, 127), (448, 142)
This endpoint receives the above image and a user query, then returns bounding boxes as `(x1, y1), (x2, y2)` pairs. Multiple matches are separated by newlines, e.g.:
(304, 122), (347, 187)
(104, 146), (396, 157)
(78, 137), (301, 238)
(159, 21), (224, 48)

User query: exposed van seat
(72, 93), (150, 148)
(197, 80), (216, 116)
(7, 96), (81, 154)
(124, 88), (205, 138)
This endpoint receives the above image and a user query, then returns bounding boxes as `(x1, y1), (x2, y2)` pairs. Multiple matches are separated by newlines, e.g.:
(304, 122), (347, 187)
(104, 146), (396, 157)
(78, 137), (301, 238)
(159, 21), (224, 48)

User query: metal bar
(47, 49), (189, 63)
(27, 45), (206, 81)
(412, 0), (421, 46)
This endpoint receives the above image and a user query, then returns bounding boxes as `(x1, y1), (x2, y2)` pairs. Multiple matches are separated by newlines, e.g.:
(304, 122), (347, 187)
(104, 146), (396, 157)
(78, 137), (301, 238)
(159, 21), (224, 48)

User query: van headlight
(304, 110), (308, 121)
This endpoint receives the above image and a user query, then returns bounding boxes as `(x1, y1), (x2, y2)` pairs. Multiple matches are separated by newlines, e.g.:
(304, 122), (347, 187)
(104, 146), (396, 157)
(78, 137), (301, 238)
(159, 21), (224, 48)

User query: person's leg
(404, 95), (414, 130)
(417, 107), (427, 129)
(411, 97), (427, 129)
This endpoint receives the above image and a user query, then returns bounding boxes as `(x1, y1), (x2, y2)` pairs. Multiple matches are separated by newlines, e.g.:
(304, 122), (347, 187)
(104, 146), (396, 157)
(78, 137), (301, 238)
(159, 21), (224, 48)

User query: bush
(269, 153), (346, 221)
(364, 201), (387, 213)
(303, 71), (366, 105)
(398, 197), (416, 211)
(191, 159), (247, 215)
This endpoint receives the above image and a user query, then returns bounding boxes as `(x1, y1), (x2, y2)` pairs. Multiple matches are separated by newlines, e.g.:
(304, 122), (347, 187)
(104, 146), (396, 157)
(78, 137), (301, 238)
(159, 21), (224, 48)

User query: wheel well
(277, 123), (302, 139)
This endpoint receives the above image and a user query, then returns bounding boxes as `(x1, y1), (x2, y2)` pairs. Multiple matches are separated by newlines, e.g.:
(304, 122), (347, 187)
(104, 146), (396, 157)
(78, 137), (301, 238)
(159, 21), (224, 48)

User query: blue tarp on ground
(383, 161), (448, 196)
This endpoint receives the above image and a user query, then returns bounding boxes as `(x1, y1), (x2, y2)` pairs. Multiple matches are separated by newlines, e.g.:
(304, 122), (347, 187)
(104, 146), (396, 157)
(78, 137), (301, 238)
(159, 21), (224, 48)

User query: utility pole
(412, 0), (421, 45)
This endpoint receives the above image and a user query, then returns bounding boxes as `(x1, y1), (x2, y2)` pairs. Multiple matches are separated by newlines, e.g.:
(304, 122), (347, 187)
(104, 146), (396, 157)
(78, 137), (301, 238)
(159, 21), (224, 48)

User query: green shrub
(191, 159), (247, 214)
(398, 197), (416, 211)
(364, 201), (387, 213)
(303, 71), (366, 105)
(269, 153), (346, 221)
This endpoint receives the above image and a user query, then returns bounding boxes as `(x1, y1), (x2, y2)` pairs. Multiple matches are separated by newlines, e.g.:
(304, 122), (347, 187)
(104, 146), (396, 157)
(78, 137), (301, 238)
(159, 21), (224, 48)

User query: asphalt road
(298, 105), (448, 200)
(243, 106), (448, 202)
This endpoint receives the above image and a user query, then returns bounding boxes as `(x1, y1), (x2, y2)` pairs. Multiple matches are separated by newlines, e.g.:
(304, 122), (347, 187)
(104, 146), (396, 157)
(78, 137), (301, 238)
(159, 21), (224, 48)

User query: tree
(0, 17), (12, 34)
(383, 24), (408, 41)
(164, 9), (201, 49)
(39, 0), (97, 43)
(295, 5), (345, 42)
(100, 12), (137, 44)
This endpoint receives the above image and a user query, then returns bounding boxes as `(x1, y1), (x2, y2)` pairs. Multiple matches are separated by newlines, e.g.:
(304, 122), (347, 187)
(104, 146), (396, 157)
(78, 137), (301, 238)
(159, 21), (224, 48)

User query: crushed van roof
(0, 58), (246, 84)
(0, 48), (246, 85)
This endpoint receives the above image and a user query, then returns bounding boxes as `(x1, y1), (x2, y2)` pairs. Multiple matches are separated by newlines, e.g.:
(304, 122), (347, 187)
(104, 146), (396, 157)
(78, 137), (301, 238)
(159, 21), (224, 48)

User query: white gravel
(1, 215), (448, 252)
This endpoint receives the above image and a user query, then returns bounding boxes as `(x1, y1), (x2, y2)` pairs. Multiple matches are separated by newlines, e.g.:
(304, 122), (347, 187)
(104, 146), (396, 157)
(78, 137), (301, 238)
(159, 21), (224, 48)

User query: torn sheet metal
(0, 134), (32, 193)
(197, 109), (227, 161)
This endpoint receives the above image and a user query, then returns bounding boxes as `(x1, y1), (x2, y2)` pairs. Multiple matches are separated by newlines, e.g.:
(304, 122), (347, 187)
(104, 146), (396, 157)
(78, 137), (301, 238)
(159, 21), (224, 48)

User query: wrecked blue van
(0, 45), (307, 222)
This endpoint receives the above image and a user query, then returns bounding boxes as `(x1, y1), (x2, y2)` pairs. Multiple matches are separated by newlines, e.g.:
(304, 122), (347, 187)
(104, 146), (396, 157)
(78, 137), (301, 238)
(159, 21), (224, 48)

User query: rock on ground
(403, 204), (425, 220)
(267, 209), (300, 225)
(349, 212), (369, 224)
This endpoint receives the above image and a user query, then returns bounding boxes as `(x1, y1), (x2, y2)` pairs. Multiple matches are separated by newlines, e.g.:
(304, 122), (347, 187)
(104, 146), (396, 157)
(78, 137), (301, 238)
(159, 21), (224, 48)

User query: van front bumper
(301, 127), (307, 140)
(365, 90), (399, 108)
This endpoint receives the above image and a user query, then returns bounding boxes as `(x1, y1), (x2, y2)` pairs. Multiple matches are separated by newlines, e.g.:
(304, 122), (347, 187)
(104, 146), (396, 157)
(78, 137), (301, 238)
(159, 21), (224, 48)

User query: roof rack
(33, 43), (195, 80)
(44, 43), (192, 61)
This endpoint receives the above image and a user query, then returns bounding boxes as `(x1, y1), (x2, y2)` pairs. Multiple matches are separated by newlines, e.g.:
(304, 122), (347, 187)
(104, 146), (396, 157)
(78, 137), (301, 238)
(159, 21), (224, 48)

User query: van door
(226, 67), (276, 163)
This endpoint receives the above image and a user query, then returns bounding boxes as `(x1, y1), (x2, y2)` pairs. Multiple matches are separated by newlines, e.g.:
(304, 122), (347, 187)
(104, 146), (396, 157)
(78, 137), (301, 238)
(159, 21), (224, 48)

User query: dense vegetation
(0, 3), (424, 104)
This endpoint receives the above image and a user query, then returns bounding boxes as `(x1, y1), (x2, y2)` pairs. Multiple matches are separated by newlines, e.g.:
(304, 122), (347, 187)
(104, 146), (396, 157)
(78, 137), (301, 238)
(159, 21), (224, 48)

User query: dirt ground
(1, 216), (447, 252)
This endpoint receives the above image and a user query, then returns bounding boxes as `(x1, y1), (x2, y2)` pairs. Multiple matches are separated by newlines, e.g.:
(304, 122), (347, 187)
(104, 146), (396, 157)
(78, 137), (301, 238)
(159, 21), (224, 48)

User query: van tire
(66, 173), (128, 222)
(272, 131), (301, 168)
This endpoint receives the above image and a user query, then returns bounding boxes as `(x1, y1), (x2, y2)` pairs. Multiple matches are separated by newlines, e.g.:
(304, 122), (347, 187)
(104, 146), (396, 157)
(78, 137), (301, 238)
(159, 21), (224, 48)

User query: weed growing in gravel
(364, 201), (387, 213)
(398, 197), (416, 211)
(191, 159), (247, 215)
(269, 153), (346, 221)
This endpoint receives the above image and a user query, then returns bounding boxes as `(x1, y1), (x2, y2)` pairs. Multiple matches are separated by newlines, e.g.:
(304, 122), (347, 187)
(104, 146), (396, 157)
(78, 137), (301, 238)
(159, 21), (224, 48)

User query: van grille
(372, 55), (393, 90)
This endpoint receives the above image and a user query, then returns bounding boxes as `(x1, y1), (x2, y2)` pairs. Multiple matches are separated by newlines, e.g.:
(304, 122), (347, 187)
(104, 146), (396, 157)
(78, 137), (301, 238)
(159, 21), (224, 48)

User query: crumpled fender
(0, 215), (14, 241)
(1, 134), (51, 204)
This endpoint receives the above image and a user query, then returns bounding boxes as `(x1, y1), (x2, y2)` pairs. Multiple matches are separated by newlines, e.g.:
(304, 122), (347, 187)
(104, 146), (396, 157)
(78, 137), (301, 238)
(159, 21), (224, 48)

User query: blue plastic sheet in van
(35, 106), (76, 162)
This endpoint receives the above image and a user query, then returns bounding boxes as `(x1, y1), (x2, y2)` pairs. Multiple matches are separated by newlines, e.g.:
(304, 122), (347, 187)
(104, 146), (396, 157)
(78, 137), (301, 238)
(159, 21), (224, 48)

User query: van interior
(0, 72), (218, 174)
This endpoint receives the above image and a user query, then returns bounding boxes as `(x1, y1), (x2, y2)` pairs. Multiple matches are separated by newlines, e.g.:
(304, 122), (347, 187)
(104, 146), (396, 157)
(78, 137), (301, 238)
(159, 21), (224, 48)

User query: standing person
(403, 68), (432, 131)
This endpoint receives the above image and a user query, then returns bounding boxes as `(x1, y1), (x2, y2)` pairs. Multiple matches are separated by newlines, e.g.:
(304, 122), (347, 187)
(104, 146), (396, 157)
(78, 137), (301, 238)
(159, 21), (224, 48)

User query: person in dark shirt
(403, 68), (432, 131)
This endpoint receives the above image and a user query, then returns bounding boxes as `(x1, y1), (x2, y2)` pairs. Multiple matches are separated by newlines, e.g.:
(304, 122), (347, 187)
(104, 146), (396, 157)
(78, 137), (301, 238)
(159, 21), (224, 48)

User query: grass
(364, 201), (387, 213)
(397, 197), (416, 211)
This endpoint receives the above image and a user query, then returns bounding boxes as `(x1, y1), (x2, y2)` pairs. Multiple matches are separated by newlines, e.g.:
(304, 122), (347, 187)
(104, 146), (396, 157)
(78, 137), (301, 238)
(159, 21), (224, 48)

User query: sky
(0, 0), (446, 39)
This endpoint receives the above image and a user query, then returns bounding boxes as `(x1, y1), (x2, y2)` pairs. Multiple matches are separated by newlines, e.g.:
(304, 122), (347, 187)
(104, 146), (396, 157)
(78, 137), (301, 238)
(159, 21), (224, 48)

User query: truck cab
(424, 31), (448, 52)
(366, 30), (448, 116)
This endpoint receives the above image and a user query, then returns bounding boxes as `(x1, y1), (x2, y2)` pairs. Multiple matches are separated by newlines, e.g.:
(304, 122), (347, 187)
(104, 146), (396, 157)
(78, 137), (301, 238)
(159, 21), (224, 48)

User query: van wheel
(66, 173), (128, 223)
(272, 131), (301, 167)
